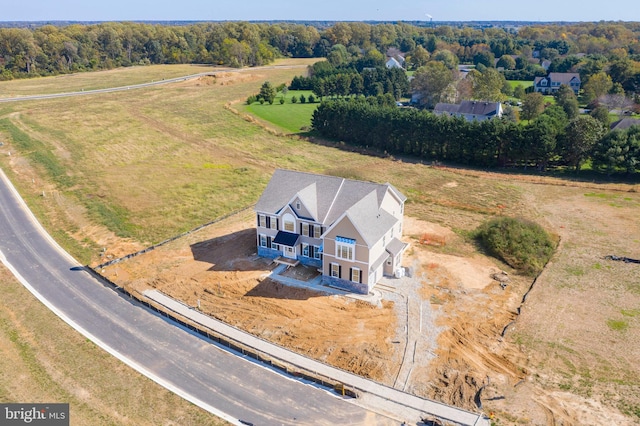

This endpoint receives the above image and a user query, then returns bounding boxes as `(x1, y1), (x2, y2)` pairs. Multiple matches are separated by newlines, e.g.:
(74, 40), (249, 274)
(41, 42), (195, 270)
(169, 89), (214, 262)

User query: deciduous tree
(411, 61), (455, 108)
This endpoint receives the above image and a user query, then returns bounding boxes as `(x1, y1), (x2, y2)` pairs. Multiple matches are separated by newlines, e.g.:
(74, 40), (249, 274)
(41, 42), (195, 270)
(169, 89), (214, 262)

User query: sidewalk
(143, 289), (489, 426)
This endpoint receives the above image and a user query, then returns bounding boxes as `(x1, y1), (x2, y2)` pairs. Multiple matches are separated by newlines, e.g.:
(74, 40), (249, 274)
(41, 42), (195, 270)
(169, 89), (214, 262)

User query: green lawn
(243, 90), (319, 133)
(508, 80), (533, 89)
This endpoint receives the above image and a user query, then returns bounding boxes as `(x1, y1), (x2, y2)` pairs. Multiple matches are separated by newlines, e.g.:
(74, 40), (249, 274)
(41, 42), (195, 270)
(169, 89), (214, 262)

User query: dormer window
(296, 201), (301, 210)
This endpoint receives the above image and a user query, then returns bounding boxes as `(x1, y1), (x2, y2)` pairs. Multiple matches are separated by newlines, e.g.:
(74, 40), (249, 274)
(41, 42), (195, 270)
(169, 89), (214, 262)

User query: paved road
(0, 65), (307, 103)
(0, 167), (398, 426)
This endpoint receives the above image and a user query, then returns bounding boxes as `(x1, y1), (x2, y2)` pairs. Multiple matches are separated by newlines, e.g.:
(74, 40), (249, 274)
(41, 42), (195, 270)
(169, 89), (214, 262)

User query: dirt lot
(102, 181), (640, 425)
(102, 207), (533, 414)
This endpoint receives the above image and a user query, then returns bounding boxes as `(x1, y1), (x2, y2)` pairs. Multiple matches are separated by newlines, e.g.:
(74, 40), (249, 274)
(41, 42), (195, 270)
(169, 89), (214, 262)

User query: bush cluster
(475, 217), (556, 275)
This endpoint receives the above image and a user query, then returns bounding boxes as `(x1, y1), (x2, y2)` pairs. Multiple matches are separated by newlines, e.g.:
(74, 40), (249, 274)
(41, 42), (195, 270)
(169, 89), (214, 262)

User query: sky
(2, 0), (640, 23)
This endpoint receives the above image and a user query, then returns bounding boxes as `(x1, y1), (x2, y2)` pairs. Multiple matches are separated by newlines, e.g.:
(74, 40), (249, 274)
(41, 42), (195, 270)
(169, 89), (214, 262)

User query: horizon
(3, 0), (640, 23)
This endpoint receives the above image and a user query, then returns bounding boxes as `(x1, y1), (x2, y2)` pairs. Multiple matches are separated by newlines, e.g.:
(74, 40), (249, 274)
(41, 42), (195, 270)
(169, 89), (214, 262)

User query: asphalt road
(0, 168), (398, 426)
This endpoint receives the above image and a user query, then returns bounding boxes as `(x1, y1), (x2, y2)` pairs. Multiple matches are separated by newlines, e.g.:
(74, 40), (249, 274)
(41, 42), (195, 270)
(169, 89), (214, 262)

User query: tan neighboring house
(255, 169), (407, 294)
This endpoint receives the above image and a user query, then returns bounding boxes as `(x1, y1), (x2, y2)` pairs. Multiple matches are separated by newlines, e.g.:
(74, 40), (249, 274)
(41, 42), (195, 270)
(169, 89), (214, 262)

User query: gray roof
(548, 72), (580, 84)
(434, 103), (460, 114)
(386, 238), (408, 257)
(610, 118), (640, 131)
(457, 100), (500, 116)
(256, 170), (405, 245)
(435, 101), (500, 117)
(341, 190), (398, 246)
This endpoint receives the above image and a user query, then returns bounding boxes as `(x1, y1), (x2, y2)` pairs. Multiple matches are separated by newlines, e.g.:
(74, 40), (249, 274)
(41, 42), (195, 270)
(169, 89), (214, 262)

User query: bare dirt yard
(102, 180), (640, 426)
(102, 207), (534, 418)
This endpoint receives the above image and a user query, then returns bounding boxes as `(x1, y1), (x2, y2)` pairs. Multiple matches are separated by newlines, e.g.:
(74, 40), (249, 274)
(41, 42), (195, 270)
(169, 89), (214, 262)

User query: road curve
(0, 167), (398, 426)
(0, 65), (308, 103)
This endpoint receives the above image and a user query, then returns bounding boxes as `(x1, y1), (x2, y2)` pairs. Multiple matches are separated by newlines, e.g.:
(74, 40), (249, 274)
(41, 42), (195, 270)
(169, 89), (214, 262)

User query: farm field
(0, 60), (639, 424)
(0, 64), (219, 97)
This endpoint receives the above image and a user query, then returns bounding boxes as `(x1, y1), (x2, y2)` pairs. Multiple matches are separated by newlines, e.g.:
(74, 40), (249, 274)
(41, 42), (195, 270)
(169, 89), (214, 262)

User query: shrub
(246, 95), (257, 105)
(308, 94), (316, 103)
(279, 97), (285, 104)
(300, 94), (306, 103)
(475, 217), (556, 275)
(291, 96), (298, 103)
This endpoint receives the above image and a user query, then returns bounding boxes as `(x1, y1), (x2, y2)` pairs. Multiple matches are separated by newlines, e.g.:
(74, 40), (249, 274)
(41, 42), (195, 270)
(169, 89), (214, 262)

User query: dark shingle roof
(435, 101), (500, 117)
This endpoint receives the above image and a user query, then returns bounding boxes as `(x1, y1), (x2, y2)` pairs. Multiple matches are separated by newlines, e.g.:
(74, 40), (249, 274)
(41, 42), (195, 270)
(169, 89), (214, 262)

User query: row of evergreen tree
(311, 99), (640, 175)
(289, 61), (409, 100)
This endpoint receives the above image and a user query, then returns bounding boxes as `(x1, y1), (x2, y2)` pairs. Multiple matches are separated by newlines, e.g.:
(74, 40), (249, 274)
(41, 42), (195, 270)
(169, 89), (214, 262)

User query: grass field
(0, 60), (639, 423)
(0, 64), (219, 97)
(243, 90), (318, 133)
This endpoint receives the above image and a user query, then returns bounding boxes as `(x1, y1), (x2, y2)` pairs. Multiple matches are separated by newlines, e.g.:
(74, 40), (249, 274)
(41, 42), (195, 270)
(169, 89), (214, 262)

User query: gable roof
(434, 103), (460, 114)
(385, 57), (403, 68)
(435, 101), (501, 117)
(610, 118), (640, 131)
(255, 170), (405, 236)
(548, 72), (580, 84)
(457, 100), (501, 116)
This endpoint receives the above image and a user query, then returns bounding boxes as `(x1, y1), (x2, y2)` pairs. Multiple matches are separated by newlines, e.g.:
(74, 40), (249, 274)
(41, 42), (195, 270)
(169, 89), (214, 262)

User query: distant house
(610, 118), (640, 131)
(255, 170), (407, 294)
(386, 57), (404, 69)
(534, 72), (581, 94)
(433, 100), (503, 121)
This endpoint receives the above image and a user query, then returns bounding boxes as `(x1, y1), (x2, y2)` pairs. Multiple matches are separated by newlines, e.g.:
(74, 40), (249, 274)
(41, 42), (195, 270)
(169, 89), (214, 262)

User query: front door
(284, 246), (296, 259)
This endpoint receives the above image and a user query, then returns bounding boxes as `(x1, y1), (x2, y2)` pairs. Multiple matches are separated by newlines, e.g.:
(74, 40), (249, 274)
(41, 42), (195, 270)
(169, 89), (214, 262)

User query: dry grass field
(0, 60), (639, 424)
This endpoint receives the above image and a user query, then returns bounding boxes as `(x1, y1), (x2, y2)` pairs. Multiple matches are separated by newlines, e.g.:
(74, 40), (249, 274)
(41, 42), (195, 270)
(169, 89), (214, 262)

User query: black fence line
(94, 205), (255, 270)
(83, 266), (357, 399)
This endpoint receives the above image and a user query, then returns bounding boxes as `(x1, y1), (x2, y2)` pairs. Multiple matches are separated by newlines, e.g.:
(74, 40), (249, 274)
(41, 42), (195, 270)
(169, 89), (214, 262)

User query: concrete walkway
(144, 289), (489, 426)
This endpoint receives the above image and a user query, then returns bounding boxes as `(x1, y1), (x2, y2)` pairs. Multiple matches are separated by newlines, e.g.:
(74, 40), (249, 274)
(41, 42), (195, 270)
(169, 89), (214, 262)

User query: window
(302, 243), (309, 257)
(330, 263), (340, 278)
(335, 236), (355, 261)
(351, 268), (360, 283)
(313, 245), (322, 260)
(259, 234), (267, 247)
(313, 225), (322, 238)
(258, 214), (266, 228)
(302, 223), (310, 237)
(270, 217), (277, 230)
(296, 201), (301, 210)
(284, 219), (295, 232)
(337, 244), (353, 260)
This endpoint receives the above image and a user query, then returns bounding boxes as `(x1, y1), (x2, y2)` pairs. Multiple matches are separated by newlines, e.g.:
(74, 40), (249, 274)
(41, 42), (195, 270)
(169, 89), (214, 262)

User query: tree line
(2, 21), (640, 96)
(290, 60), (409, 100)
(312, 98), (640, 175)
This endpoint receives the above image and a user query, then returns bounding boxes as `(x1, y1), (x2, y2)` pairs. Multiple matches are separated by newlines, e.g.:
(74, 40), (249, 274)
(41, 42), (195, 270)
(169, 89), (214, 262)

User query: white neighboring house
(254, 170), (408, 294)
(533, 72), (581, 94)
(433, 100), (503, 122)
(386, 57), (403, 69)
